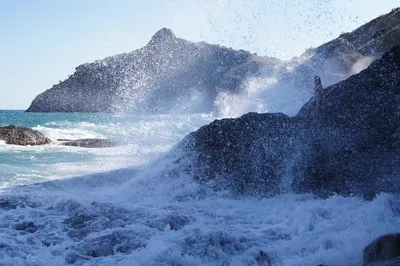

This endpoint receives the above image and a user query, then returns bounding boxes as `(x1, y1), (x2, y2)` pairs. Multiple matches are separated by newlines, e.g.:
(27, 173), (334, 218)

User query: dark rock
(65, 230), (150, 264)
(14, 222), (37, 233)
(363, 233), (400, 266)
(295, 45), (400, 196)
(176, 112), (299, 196)
(59, 138), (119, 148)
(255, 250), (272, 265)
(182, 231), (248, 260)
(0, 125), (51, 146)
(171, 45), (400, 197)
(0, 200), (18, 210)
(146, 213), (192, 231)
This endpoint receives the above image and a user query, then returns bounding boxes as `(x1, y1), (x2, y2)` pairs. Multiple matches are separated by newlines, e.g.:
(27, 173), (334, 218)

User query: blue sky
(0, 0), (398, 109)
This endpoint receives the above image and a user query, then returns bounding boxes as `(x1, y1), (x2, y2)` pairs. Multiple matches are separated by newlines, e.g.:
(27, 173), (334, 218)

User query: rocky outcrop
(363, 233), (400, 266)
(0, 125), (51, 146)
(58, 139), (119, 148)
(258, 8), (400, 115)
(26, 9), (400, 114)
(171, 45), (400, 197)
(26, 28), (278, 114)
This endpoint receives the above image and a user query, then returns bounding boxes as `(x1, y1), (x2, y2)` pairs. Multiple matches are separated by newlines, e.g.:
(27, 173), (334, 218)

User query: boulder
(295, 45), (400, 197)
(0, 125), (51, 146)
(171, 45), (400, 197)
(363, 233), (400, 266)
(58, 138), (119, 148)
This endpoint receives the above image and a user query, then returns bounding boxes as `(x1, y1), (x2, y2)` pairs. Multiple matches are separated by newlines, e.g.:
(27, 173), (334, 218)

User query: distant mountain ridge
(26, 8), (400, 113)
(26, 28), (279, 113)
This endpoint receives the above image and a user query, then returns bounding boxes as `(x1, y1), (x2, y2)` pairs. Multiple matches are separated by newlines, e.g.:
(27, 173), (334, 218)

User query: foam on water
(0, 106), (398, 265)
(1, 152), (399, 265)
(0, 112), (214, 188)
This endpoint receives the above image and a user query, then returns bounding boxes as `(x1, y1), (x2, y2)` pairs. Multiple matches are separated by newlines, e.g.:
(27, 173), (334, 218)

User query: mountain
(169, 45), (400, 198)
(26, 28), (279, 113)
(260, 7), (400, 115)
(26, 8), (400, 114)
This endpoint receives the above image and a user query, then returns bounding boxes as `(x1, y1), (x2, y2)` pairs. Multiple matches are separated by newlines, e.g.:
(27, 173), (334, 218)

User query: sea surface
(0, 110), (399, 266)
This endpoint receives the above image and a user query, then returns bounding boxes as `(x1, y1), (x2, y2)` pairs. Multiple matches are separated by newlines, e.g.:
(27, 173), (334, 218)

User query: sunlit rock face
(0, 125), (51, 146)
(174, 45), (400, 198)
(26, 9), (400, 114)
(26, 28), (278, 114)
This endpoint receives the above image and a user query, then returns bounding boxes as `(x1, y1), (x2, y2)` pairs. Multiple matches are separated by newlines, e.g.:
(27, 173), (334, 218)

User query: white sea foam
(32, 124), (105, 141)
(0, 113), (214, 188)
(0, 158), (398, 266)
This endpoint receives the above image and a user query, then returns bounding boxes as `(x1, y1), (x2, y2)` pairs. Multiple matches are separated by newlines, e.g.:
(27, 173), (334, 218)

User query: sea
(0, 108), (399, 266)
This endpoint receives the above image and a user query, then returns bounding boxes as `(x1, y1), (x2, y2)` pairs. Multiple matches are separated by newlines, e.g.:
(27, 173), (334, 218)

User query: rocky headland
(169, 45), (400, 198)
(26, 8), (400, 114)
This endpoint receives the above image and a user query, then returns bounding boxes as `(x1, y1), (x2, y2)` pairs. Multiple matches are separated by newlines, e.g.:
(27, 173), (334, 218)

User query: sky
(0, 0), (398, 110)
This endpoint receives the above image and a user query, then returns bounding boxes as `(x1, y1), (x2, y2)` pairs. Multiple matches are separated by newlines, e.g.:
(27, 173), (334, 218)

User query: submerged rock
(0, 125), (51, 146)
(255, 250), (272, 265)
(363, 233), (400, 266)
(173, 45), (400, 197)
(14, 222), (37, 233)
(58, 138), (119, 148)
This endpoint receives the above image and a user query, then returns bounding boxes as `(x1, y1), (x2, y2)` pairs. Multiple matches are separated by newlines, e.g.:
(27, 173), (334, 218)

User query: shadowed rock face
(0, 125), (51, 146)
(172, 45), (400, 198)
(363, 233), (400, 266)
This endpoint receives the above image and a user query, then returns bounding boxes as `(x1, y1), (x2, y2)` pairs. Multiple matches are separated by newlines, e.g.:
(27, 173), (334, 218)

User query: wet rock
(183, 231), (249, 261)
(0, 196), (40, 210)
(66, 230), (150, 263)
(58, 138), (119, 148)
(0, 199), (18, 210)
(146, 213), (192, 231)
(0, 125), (51, 146)
(61, 201), (136, 240)
(172, 45), (400, 198)
(363, 233), (400, 266)
(14, 222), (37, 233)
(255, 250), (272, 265)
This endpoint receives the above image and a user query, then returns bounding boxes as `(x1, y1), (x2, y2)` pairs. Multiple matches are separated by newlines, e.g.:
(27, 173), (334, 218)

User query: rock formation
(26, 9), (400, 114)
(363, 233), (400, 266)
(58, 138), (119, 148)
(170, 45), (400, 198)
(26, 28), (278, 114)
(263, 7), (400, 115)
(0, 125), (51, 146)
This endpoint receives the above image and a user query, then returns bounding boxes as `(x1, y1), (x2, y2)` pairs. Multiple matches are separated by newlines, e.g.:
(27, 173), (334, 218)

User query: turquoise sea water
(0, 110), (213, 189)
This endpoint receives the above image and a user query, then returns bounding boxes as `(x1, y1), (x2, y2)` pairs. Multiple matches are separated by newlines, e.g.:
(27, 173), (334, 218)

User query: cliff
(170, 45), (400, 198)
